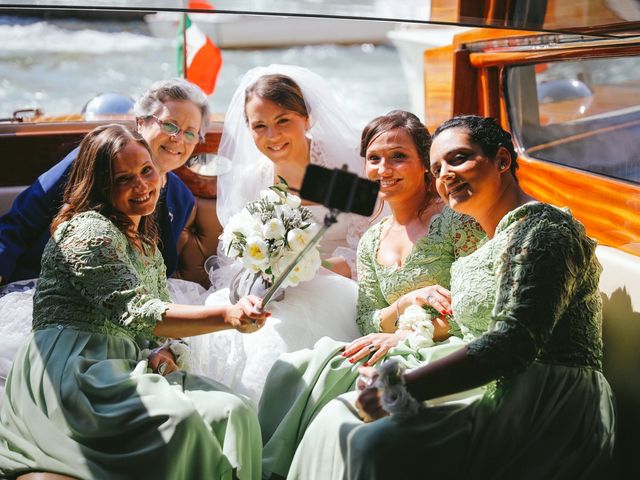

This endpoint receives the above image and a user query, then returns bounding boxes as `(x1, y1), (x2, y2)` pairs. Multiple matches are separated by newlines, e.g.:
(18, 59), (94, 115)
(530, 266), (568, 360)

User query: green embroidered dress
(288, 203), (615, 480)
(0, 212), (261, 480)
(259, 207), (485, 478)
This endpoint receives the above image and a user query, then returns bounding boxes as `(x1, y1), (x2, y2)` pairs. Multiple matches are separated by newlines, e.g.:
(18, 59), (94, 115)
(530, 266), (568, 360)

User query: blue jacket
(0, 147), (195, 283)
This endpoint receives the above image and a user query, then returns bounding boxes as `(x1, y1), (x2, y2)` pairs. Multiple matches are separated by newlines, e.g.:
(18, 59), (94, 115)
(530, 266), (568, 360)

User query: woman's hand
(225, 295), (270, 333)
(399, 284), (452, 316)
(148, 347), (179, 376)
(355, 366), (387, 422)
(342, 332), (408, 366)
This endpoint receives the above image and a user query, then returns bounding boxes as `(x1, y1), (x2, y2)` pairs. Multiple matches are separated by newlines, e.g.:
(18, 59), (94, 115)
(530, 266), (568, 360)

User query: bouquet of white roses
(221, 178), (322, 289)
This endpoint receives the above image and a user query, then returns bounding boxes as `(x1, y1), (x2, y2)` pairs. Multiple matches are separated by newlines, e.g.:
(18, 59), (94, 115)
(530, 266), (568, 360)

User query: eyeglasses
(145, 115), (202, 144)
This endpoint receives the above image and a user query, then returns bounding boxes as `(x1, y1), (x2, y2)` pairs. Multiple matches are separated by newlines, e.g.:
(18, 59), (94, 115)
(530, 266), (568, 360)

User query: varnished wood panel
(423, 44), (456, 133)
(452, 49), (479, 116)
(470, 42), (640, 68)
(430, 0), (461, 23)
(430, 0), (629, 33)
(0, 121), (224, 197)
(479, 67), (501, 119)
(543, 0), (624, 30)
(517, 158), (640, 255)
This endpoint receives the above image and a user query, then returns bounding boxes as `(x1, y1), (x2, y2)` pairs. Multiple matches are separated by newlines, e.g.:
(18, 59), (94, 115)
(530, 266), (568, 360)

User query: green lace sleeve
(448, 209), (486, 260)
(356, 223), (387, 335)
(56, 212), (168, 338)
(467, 207), (594, 375)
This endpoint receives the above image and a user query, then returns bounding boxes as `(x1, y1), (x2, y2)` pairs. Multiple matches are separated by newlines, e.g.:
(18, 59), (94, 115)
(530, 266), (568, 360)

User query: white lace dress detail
(189, 203), (363, 405)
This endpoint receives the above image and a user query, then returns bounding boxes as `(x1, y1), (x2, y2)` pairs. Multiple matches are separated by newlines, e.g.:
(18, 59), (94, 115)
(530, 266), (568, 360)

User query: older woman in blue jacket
(0, 77), (207, 284)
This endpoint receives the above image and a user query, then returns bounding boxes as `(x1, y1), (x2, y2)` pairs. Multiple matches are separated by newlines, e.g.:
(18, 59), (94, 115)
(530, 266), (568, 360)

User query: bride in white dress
(189, 65), (371, 403)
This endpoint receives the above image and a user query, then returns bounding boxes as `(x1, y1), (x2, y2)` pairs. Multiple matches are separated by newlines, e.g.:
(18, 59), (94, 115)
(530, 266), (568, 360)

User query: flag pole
(182, 13), (188, 79)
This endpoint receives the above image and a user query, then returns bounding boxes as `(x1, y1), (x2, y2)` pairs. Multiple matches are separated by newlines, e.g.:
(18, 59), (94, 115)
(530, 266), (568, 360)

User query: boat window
(505, 57), (640, 185)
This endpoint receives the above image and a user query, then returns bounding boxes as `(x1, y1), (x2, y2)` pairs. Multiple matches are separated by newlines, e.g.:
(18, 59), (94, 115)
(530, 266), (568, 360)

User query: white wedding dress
(0, 278), (209, 400)
(189, 205), (364, 404)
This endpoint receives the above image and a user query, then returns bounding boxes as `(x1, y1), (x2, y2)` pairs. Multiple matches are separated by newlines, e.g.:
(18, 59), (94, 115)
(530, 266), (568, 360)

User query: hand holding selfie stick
(260, 164), (379, 309)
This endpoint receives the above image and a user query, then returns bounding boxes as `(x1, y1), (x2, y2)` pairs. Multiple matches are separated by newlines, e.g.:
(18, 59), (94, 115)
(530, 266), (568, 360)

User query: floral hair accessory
(375, 358), (422, 418)
(221, 177), (322, 289)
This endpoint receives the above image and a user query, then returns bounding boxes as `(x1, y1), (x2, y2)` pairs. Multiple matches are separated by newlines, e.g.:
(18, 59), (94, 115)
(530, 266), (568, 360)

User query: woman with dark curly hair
(258, 110), (485, 479)
(293, 115), (615, 480)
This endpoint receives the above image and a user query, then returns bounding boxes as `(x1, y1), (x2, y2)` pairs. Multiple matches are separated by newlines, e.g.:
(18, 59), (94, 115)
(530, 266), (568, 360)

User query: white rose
(283, 249), (321, 287)
(271, 252), (293, 278)
(242, 236), (269, 266)
(262, 218), (286, 240)
(279, 204), (299, 223)
(226, 209), (261, 237)
(286, 228), (307, 251)
(260, 188), (283, 204)
(286, 193), (301, 208)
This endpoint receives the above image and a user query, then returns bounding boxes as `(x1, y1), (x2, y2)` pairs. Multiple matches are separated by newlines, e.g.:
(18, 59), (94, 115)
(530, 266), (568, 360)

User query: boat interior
(1, 1), (639, 478)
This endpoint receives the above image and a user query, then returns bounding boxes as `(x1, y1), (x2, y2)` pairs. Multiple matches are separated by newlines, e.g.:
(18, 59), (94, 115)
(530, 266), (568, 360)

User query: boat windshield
(506, 56), (640, 185)
(5, 0), (640, 35)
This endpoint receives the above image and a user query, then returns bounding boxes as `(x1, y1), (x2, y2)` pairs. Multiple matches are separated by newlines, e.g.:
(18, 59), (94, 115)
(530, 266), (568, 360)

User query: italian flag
(177, 13), (222, 95)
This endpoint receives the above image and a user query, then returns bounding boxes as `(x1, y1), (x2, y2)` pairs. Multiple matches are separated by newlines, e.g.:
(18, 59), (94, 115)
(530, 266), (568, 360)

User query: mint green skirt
(0, 326), (262, 480)
(288, 362), (615, 480)
(259, 335), (479, 478)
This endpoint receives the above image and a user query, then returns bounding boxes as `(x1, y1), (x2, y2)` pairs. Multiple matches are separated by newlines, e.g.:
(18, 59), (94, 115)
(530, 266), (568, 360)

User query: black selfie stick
(260, 163), (378, 308)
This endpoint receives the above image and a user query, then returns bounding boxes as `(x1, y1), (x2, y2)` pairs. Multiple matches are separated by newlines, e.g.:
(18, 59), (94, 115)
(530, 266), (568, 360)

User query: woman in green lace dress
(290, 115), (616, 479)
(259, 111), (485, 478)
(0, 125), (269, 480)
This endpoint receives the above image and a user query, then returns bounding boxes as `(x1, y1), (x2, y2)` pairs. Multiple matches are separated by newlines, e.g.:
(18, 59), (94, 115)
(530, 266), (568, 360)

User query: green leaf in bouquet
(269, 185), (288, 199)
(276, 175), (289, 188)
(232, 231), (246, 241)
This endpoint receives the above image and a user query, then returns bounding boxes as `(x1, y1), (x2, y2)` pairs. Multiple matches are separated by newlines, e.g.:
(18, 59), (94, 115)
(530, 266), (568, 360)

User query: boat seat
(596, 245), (640, 477)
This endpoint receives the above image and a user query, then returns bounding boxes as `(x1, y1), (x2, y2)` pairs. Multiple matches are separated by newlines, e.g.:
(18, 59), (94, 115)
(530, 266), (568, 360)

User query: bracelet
(375, 358), (421, 418)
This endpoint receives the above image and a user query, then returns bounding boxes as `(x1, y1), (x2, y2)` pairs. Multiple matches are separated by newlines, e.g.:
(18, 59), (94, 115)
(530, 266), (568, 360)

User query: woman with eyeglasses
(0, 78), (206, 286)
(0, 78), (209, 394)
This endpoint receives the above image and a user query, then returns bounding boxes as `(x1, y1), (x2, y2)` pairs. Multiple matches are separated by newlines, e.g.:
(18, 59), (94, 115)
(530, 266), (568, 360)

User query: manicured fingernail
(349, 358), (355, 363)
(341, 352), (347, 357)
(449, 310), (453, 315)
(441, 310), (447, 315)
(363, 362), (369, 367)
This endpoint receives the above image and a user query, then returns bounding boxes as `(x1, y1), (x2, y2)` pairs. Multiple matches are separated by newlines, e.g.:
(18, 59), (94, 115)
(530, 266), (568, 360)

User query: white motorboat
(145, 11), (397, 48)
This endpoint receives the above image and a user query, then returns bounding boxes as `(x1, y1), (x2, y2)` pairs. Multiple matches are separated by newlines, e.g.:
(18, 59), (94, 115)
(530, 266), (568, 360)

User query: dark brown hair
(51, 124), (158, 247)
(360, 110), (436, 215)
(433, 115), (519, 178)
(244, 74), (308, 120)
